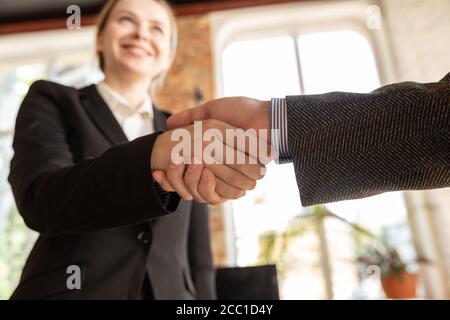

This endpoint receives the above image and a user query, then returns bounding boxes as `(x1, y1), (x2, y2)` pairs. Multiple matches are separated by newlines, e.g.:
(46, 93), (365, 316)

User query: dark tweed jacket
(286, 72), (450, 206)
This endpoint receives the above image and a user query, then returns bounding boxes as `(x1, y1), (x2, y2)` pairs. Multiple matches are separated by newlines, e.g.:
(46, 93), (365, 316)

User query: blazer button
(137, 231), (151, 245)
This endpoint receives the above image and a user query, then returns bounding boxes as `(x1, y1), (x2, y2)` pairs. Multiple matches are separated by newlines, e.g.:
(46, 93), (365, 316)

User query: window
(213, 2), (416, 299)
(0, 27), (100, 299)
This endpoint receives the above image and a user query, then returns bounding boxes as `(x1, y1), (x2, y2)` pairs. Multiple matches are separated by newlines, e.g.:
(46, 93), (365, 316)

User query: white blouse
(96, 82), (154, 140)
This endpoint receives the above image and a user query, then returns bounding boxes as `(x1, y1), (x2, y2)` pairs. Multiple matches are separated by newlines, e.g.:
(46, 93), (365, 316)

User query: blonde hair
(96, 0), (178, 90)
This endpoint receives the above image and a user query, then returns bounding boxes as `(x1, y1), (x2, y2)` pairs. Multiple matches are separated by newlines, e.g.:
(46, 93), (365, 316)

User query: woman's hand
(151, 119), (266, 205)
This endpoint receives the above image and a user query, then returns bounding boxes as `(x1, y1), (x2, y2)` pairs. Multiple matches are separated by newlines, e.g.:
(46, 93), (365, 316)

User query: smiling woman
(6, 0), (224, 300)
(96, 0), (178, 95)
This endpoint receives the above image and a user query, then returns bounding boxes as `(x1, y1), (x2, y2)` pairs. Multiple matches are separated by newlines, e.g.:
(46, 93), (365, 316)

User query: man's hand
(151, 119), (266, 205)
(167, 97), (270, 137)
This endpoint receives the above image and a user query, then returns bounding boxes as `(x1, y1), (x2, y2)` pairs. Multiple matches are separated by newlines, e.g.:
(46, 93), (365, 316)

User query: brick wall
(154, 14), (215, 112)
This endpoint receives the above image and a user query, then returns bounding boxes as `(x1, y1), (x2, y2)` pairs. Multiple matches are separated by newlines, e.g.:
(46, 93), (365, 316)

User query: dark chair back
(215, 264), (279, 300)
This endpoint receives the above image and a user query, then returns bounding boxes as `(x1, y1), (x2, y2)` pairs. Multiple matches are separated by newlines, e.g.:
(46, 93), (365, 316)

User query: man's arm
(167, 73), (450, 206)
(285, 74), (450, 205)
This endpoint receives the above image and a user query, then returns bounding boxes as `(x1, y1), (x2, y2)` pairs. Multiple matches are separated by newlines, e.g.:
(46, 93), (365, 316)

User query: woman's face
(97, 0), (172, 80)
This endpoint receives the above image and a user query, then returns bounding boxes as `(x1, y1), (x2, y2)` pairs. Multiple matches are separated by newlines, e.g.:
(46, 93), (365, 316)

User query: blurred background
(0, 0), (449, 299)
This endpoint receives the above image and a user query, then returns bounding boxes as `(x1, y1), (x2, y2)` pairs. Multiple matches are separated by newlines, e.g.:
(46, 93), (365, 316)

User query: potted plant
(322, 207), (428, 299)
(258, 205), (427, 299)
(356, 243), (426, 299)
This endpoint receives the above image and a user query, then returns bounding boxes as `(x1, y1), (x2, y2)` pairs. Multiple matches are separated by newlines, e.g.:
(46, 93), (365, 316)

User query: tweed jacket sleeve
(286, 73), (450, 206)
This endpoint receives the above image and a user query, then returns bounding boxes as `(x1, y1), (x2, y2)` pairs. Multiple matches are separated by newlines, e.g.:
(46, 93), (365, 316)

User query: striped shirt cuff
(270, 98), (293, 164)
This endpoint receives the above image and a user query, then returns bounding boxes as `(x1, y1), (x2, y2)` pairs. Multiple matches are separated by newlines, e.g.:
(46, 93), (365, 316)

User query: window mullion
(292, 34), (305, 95)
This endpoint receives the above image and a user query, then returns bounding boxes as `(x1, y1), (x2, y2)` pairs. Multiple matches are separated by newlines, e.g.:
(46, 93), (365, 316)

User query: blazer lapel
(79, 84), (129, 145)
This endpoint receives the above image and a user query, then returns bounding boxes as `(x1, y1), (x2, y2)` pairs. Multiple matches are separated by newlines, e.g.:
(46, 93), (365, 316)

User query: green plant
(257, 205), (334, 282)
(357, 245), (406, 279)
(356, 239), (428, 280)
(258, 205), (427, 284)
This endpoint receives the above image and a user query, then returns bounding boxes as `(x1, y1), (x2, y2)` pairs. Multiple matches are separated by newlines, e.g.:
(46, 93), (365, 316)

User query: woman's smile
(120, 43), (154, 58)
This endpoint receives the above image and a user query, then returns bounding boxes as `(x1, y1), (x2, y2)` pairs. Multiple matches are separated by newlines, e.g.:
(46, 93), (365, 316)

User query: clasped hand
(151, 97), (272, 205)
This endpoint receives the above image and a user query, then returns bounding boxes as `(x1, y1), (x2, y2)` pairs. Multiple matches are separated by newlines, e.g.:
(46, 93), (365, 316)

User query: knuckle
(194, 196), (205, 203)
(198, 185), (210, 199)
(246, 179), (257, 190)
(221, 188), (237, 199)
(231, 190), (244, 199)
(205, 195), (218, 205)
(181, 193), (193, 201)
(185, 184), (196, 196)
(210, 199), (224, 206)
(183, 172), (195, 184)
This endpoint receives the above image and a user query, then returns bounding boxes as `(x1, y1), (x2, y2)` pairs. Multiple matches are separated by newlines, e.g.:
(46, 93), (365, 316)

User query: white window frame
(0, 26), (96, 72)
(210, 0), (398, 99)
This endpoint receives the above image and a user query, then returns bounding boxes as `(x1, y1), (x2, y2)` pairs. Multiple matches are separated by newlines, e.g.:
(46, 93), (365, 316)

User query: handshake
(151, 97), (275, 205)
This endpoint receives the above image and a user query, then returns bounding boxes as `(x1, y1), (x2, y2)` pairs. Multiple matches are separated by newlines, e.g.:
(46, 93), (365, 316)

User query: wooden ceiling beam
(0, 0), (300, 35)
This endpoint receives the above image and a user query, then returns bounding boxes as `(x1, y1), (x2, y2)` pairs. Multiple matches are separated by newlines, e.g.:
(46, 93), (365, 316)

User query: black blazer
(287, 72), (450, 206)
(8, 80), (216, 299)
